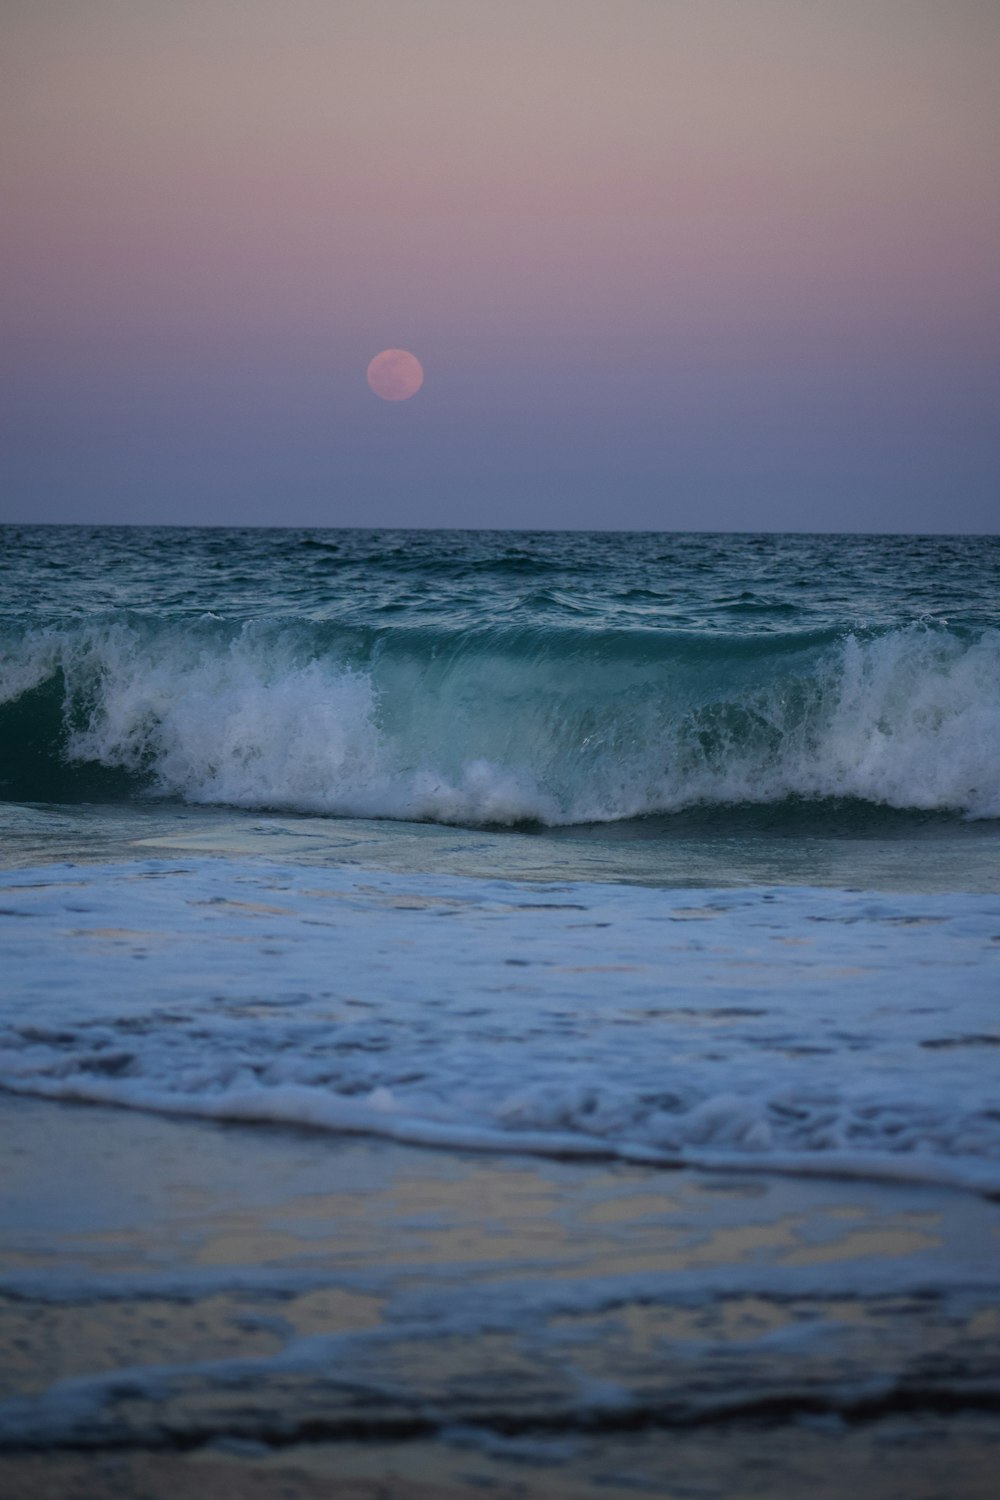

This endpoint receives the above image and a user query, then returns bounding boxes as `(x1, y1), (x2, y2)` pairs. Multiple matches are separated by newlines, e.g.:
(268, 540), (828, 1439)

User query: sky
(2, 0), (998, 532)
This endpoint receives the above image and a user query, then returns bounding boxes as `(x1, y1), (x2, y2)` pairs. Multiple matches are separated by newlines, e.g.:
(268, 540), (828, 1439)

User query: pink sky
(2, 0), (998, 529)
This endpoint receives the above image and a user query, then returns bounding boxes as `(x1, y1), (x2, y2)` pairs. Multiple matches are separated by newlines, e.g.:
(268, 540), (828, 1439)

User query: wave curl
(1, 616), (998, 822)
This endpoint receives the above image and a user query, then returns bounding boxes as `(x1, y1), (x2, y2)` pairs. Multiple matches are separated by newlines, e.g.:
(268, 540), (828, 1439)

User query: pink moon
(366, 348), (424, 401)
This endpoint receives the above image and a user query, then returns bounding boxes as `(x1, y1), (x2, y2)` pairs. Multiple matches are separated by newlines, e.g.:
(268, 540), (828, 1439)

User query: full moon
(367, 348), (424, 401)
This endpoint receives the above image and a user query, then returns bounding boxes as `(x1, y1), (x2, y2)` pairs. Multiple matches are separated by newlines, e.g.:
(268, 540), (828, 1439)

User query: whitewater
(2, 859), (999, 1197)
(2, 528), (999, 824)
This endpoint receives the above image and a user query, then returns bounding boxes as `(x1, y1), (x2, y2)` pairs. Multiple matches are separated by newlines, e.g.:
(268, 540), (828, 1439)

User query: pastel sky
(2, 0), (998, 531)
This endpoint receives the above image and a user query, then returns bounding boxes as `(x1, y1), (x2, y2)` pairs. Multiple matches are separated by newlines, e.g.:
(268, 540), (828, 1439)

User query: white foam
(1, 860), (998, 1195)
(3, 619), (999, 821)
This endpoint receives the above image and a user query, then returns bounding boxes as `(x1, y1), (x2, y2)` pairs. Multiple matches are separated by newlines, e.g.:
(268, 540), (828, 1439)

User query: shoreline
(2, 1094), (999, 1496)
(3, 812), (999, 1496)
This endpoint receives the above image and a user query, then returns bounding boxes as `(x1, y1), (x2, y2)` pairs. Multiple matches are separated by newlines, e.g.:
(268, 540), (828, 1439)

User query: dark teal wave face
(1, 528), (998, 824)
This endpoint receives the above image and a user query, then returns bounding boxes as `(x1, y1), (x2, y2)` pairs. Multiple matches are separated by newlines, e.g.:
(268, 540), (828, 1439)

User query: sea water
(1, 524), (998, 1191)
(1, 526), (998, 1471)
(3, 528), (999, 826)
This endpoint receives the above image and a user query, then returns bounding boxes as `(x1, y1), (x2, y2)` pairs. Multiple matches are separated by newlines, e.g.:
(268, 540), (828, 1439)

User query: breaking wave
(1, 615), (998, 823)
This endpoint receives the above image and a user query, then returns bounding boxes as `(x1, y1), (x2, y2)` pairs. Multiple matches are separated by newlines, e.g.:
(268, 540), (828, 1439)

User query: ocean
(1, 526), (999, 1497)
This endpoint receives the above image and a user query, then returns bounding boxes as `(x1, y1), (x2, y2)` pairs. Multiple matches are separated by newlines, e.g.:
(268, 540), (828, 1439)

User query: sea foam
(1, 616), (998, 822)
(1, 860), (998, 1194)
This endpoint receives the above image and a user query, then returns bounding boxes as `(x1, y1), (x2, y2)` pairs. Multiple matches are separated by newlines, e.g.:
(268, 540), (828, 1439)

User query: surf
(1, 614), (998, 823)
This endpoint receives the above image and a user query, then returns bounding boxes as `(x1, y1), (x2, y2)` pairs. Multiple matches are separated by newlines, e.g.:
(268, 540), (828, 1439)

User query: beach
(3, 1089), (1000, 1498)
(2, 814), (999, 1496)
(1, 526), (999, 1494)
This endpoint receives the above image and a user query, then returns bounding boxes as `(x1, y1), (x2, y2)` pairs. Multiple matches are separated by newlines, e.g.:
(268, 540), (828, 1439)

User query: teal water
(3, 526), (997, 631)
(1, 526), (998, 886)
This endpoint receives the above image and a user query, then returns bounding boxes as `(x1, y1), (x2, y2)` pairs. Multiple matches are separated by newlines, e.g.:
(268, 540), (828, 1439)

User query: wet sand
(5, 1420), (1000, 1500)
(2, 1094), (999, 1497)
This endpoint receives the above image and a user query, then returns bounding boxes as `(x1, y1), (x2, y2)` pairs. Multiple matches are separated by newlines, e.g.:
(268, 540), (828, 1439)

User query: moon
(367, 348), (424, 401)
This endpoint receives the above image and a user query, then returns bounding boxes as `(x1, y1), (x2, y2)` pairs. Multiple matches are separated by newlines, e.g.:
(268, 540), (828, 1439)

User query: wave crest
(1, 618), (998, 822)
